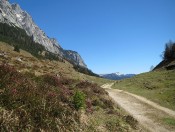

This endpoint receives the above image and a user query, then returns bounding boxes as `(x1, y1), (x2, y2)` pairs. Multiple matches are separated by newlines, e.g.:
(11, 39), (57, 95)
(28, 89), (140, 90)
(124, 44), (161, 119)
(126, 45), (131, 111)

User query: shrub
(73, 90), (86, 110)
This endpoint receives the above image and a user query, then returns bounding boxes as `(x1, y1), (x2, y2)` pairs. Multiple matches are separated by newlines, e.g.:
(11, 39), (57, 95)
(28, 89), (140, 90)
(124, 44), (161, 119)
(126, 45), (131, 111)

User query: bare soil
(102, 83), (175, 132)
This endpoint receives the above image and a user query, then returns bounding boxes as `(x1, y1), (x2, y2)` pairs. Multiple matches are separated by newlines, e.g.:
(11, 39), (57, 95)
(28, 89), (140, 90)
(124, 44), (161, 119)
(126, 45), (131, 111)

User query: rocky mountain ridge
(0, 0), (86, 67)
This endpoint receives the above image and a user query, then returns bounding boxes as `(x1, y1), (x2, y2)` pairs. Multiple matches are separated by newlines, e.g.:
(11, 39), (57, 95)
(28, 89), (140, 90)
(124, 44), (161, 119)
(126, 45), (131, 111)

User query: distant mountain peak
(115, 72), (123, 76)
(100, 72), (135, 80)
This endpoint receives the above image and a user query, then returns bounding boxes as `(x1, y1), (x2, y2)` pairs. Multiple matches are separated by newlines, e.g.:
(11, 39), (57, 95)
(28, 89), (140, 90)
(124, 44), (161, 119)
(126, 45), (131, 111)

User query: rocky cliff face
(0, 0), (87, 67)
(65, 50), (87, 67)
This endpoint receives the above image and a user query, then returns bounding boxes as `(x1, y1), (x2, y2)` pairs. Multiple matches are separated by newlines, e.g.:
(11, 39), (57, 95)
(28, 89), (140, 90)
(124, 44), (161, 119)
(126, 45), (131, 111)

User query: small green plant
(73, 90), (86, 110)
(14, 45), (20, 53)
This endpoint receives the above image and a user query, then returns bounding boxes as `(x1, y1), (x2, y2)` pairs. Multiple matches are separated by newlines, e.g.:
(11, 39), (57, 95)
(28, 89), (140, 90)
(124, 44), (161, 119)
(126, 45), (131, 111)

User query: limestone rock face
(0, 0), (87, 67)
(64, 50), (87, 68)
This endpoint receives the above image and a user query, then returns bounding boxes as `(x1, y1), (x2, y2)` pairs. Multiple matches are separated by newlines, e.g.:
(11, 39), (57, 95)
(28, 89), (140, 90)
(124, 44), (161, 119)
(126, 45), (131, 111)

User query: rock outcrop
(65, 50), (87, 68)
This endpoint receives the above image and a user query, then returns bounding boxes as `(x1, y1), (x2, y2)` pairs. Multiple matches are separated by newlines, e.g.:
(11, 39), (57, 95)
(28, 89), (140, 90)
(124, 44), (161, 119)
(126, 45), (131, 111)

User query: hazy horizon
(10, 0), (175, 74)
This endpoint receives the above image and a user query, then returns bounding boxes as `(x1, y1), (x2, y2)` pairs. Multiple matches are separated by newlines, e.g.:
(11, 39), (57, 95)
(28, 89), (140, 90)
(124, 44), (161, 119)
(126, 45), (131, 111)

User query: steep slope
(100, 72), (135, 80)
(0, 0), (86, 67)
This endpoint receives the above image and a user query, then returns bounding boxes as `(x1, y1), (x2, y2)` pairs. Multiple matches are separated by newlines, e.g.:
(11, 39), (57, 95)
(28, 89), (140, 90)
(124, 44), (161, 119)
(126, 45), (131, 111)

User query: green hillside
(112, 70), (175, 110)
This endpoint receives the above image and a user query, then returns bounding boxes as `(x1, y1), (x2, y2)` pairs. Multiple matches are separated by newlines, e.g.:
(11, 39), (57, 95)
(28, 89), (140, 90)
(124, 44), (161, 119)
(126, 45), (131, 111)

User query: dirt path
(101, 83), (175, 132)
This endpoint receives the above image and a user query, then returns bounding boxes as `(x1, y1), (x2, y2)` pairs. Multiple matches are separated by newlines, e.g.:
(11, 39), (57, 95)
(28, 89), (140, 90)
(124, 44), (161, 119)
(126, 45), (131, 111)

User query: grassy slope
(0, 42), (112, 86)
(112, 70), (175, 110)
(0, 42), (136, 131)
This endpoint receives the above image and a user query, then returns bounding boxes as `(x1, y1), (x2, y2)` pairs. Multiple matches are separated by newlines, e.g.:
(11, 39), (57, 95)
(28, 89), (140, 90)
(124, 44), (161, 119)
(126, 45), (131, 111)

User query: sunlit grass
(112, 70), (175, 110)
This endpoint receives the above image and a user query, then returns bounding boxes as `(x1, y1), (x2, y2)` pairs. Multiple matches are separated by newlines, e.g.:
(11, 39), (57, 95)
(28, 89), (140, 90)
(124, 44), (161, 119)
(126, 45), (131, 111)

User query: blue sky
(10, 0), (175, 74)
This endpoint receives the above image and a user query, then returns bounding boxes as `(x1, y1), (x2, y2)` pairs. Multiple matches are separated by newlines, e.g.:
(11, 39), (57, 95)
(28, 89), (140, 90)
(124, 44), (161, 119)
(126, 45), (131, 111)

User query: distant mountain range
(100, 72), (136, 80)
(0, 0), (86, 67)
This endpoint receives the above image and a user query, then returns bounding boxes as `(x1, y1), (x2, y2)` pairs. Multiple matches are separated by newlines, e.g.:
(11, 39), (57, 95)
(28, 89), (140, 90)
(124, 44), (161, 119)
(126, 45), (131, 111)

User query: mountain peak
(115, 72), (123, 76)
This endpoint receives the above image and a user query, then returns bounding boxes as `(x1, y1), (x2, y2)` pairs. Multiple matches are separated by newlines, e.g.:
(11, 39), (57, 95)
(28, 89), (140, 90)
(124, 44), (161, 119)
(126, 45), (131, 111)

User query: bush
(73, 90), (86, 110)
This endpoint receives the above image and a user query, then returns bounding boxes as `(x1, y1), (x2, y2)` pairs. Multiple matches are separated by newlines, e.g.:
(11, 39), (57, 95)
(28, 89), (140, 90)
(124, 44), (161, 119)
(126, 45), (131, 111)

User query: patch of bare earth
(102, 83), (175, 132)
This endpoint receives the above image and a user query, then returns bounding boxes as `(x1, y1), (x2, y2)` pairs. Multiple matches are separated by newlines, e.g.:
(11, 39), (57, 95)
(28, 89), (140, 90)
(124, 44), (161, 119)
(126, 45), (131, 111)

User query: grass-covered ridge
(112, 70), (175, 110)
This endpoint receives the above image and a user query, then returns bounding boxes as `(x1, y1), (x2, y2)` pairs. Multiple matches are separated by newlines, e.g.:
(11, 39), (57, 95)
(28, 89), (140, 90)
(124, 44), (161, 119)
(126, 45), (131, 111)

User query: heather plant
(76, 81), (107, 97)
(0, 63), (133, 131)
(42, 74), (62, 87)
(0, 64), (80, 131)
(75, 81), (113, 110)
